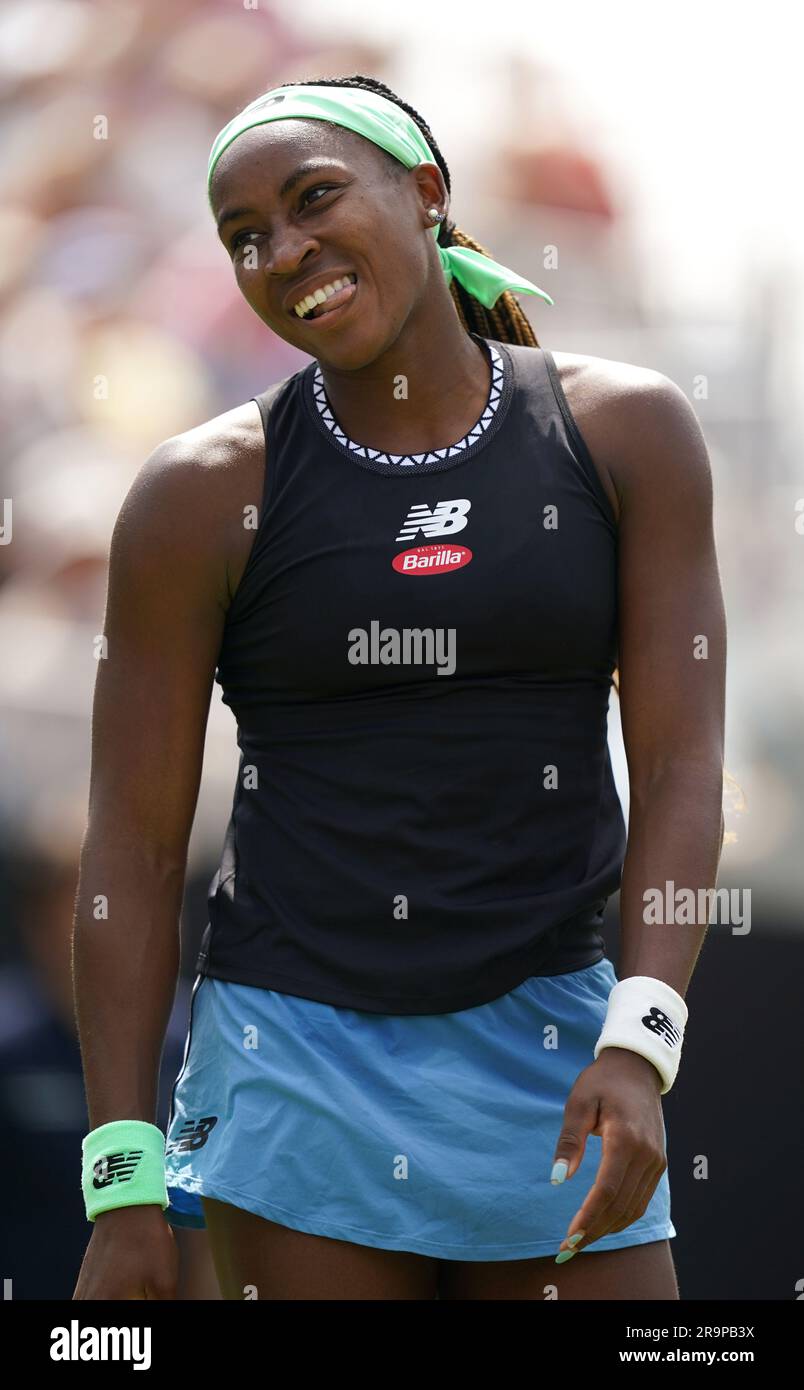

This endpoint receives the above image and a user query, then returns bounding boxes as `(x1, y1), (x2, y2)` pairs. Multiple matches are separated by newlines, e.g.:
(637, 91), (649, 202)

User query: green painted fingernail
(567, 1231), (584, 1247)
(550, 1160), (568, 1185)
(555, 1248), (576, 1264)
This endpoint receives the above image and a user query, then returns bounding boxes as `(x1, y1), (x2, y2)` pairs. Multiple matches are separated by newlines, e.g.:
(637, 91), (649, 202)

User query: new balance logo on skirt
(166, 1117), (218, 1155)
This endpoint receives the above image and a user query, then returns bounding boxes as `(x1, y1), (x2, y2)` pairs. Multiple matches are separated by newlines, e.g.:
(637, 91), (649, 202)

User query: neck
(315, 296), (491, 456)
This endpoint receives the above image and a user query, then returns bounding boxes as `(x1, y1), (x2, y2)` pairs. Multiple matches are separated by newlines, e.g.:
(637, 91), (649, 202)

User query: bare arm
(612, 374), (726, 996)
(73, 438), (231, 1131)
(549, 365), (726, 1260)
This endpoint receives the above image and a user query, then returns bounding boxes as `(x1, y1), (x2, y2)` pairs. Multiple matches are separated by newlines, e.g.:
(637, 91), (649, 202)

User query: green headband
(207, 83), (554, 313)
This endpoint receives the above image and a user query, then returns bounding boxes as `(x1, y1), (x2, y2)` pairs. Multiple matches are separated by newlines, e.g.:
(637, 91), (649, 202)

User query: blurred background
(0, 0), (801, 1300)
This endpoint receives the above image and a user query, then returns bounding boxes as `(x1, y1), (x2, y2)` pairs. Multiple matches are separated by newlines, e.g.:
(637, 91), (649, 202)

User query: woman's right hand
(73, 1205), (179, 1300)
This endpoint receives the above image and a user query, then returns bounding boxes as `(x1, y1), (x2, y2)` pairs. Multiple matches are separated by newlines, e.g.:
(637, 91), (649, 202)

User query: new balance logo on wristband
(641, 1006), (682, 1049)
(92, 1150), (143, 1189)
(166, 1116), (218, 1155)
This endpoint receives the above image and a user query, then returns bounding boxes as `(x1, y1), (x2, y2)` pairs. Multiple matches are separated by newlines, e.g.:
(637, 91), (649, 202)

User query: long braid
(277, 74), (540, 348)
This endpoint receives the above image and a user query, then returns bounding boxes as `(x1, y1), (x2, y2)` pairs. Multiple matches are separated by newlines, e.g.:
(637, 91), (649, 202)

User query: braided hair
(277, 74), (540, 348)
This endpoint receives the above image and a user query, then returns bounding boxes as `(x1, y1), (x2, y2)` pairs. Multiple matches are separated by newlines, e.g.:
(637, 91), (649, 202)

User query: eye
(231, 229), (259, 253)
(300, 183), (337, 208)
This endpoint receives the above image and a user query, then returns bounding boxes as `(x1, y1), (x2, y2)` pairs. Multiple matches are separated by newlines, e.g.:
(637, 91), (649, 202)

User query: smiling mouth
(292, 273), (358, 321)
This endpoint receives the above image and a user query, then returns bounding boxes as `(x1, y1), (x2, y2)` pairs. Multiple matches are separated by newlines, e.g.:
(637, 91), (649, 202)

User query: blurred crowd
(0, 0), (799, 1298)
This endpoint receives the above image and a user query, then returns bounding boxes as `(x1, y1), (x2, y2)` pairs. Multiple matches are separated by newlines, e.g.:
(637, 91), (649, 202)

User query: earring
(428, 207), (445, 223)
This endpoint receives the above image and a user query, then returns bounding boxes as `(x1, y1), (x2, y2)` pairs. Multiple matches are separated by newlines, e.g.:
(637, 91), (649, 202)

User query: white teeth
(293, 273), (356, 318)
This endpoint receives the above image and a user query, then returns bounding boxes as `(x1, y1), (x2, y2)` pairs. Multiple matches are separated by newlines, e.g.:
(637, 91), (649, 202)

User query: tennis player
(73, 76), (726, 1301)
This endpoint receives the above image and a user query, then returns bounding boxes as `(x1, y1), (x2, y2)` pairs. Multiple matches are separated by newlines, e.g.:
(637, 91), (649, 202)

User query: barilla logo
(392, 544), (473, 576)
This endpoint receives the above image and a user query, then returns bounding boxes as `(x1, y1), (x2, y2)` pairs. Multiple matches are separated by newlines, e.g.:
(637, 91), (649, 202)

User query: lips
(289, 276), (359, 329)
(286, 272), (357, 320)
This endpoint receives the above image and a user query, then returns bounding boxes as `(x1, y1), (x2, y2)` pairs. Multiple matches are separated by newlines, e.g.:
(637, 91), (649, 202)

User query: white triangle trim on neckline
(312, 343), (505, 468)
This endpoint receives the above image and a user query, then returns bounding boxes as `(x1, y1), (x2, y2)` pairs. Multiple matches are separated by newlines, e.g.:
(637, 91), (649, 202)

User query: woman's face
(210, 119), (447, 369)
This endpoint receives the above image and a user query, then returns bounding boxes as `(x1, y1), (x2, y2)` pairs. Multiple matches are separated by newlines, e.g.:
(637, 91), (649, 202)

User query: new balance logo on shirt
(396, 498), (472, 542)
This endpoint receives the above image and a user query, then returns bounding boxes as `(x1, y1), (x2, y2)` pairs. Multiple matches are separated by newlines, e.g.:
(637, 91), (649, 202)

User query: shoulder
(114, 399), (266, 612)
(548, 350), (711, 526)
(125, 399), (264, 514)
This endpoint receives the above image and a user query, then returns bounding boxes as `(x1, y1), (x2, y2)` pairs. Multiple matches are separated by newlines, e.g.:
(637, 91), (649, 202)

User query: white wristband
(593, 975), (688, 1095)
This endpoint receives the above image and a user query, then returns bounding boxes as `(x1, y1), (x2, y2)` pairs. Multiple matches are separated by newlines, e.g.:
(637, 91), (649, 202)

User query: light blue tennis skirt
(164, 958), (676, 1261)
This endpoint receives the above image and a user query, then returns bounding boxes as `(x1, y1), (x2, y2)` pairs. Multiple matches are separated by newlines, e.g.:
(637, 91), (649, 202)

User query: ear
(412, 161), (448, 223)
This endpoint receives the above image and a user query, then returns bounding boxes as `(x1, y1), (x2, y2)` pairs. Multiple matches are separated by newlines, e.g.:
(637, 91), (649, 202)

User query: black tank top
(196, 333), (626, 1013)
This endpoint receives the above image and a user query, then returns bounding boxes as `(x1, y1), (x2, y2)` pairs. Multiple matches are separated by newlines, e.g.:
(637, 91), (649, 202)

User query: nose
(264, 223), (318, 279)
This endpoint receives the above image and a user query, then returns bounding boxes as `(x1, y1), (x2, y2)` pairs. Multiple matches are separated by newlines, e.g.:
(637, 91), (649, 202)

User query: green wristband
(82, 1120), (169, 1222)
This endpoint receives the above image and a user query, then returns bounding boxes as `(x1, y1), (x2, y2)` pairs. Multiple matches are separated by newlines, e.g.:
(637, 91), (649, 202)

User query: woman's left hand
(550, 1046), (668, 1259)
